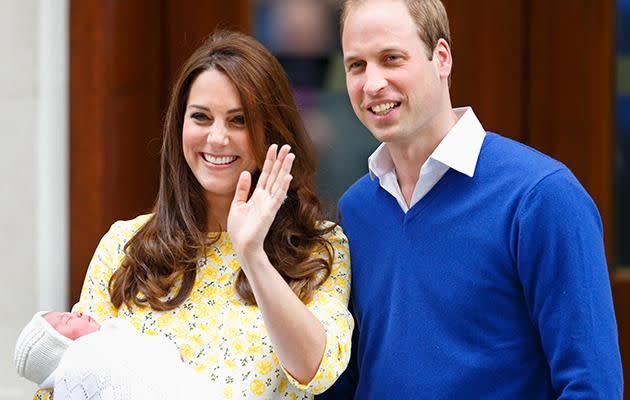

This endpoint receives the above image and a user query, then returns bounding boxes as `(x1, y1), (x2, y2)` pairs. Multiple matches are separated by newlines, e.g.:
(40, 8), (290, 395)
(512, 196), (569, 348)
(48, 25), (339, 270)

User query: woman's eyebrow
(187, 104), (210, 111)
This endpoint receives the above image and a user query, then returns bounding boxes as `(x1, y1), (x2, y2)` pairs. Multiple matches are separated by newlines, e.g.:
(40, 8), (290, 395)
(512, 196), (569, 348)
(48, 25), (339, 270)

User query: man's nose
(363, 65), (387, 96)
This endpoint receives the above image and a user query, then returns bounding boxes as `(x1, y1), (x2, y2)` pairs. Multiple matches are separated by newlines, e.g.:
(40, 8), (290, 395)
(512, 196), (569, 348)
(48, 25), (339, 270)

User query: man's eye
(348, 61), (364, 71)
(385, 55), (401, 62)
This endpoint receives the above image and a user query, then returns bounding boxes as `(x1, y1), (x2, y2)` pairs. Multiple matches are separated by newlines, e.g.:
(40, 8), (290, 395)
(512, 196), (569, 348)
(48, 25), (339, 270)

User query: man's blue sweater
(329, 133), (622, 399)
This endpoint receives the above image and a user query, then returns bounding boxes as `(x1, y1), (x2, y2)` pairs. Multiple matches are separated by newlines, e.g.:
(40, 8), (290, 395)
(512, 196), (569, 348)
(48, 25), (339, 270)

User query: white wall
(0, 1), (68, 398)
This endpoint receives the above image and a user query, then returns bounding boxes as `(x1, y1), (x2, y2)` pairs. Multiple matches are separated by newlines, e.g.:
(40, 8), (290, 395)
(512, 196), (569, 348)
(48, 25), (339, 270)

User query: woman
(35, 30), (352, 399)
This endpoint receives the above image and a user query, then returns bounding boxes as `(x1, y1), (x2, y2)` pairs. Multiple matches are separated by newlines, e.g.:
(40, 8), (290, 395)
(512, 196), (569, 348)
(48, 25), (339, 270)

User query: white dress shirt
(368, 107), (486, 212)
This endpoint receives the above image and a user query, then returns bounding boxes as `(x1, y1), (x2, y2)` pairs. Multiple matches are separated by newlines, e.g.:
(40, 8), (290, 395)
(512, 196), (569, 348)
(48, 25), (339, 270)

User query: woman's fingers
(254, 144), (293, 201)
(274, 174), (293, 207)
(270, 152), (294, 199)
(257, 144), (277, 190)
(232, 171), (252, 207)
(264, 144), (291, 192)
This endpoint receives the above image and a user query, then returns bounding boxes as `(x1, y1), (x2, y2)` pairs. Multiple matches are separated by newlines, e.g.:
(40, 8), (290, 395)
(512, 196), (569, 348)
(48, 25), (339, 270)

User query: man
(321, 0), (623, 398)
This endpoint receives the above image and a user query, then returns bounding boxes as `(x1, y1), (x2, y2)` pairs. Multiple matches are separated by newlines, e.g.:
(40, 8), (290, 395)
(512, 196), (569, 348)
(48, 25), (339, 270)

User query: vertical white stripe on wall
(37, 0), (69, 312)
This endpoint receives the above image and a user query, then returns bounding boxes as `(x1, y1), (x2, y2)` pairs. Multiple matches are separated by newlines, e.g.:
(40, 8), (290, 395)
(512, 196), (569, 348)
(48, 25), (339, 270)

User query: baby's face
(44, 311), (101, 340)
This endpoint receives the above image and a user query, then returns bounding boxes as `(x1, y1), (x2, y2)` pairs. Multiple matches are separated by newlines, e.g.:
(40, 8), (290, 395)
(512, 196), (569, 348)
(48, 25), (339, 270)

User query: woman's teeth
(203, 154), (237, 165)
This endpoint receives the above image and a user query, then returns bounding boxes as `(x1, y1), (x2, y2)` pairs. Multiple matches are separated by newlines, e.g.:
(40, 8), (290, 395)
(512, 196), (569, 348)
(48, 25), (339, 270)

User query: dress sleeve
(33, 389), (52, 399)
(281, 224), (354, 394)
(71, 220), (131, 321)
(513, 169), (623, 398)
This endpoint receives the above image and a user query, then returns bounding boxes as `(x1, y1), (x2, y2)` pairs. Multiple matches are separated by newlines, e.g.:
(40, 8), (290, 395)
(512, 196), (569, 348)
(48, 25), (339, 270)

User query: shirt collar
(368, 106), (486, 180)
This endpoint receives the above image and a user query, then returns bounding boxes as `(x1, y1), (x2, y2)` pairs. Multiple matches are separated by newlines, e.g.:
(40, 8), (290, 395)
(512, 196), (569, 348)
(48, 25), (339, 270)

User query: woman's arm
(33, 389), (52, 399)
(238, 249), (326, 383)
(227, 145), (352, 389)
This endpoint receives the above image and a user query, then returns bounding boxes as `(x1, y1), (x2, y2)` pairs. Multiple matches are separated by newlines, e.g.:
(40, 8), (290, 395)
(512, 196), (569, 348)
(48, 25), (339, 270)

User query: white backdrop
(0, 0), (68, 398)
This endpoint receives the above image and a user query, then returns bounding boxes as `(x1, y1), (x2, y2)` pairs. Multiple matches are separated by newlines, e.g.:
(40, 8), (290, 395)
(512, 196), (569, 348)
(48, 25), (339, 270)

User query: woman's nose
(207, 125), (229, 146)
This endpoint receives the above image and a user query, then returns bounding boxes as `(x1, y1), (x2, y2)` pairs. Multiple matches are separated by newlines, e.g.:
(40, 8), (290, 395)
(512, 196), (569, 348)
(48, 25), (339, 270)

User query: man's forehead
(343, 0), (414, 30)
(343, 28), (425, 59)
(342, 2), (418, 51)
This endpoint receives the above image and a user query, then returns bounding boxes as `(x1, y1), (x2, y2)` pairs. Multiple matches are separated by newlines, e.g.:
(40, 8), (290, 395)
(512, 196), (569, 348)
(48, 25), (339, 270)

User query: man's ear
(433, 38), (453, 80)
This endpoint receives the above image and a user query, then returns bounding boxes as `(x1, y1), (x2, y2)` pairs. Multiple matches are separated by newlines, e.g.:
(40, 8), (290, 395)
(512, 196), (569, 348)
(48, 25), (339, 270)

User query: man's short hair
(340, 0), (452, 58)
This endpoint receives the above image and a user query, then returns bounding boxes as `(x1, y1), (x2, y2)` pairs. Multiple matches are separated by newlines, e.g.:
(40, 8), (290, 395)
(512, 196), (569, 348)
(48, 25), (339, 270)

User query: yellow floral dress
(34, 214), (353, 400)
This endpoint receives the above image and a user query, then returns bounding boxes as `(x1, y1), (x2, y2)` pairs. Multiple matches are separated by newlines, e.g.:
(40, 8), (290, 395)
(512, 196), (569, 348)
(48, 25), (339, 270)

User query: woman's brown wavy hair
(109, 30), (335, 311)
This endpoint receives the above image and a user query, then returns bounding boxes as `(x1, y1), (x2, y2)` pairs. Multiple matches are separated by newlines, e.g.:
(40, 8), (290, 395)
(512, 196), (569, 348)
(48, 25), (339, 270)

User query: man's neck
(387, 109), (458, 206)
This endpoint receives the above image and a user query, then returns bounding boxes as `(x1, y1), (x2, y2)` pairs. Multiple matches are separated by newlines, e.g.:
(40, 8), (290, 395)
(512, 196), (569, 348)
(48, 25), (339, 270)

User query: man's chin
(368, 126), (400, 143)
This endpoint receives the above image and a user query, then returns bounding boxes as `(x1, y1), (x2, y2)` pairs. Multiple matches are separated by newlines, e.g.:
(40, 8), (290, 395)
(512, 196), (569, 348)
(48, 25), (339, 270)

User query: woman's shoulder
(318, 220), (348, 246)
(103, 213), (153, 243)
(109, 213), (152, 233)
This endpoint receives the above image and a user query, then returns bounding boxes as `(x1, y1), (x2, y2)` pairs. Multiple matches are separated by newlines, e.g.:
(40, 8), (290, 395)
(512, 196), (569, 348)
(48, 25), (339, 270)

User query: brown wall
(70, 0), (251, 304)
(446, 0), (527, 142)
(444, 0), (614, 262)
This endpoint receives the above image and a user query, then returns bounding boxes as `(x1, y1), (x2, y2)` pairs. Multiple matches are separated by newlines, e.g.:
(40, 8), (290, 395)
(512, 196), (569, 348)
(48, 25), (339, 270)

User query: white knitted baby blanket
(52, 318), (216, 400)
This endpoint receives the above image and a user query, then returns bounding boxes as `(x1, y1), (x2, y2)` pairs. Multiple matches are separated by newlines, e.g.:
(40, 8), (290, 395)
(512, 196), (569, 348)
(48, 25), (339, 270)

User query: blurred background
(0, 0), (628, 398)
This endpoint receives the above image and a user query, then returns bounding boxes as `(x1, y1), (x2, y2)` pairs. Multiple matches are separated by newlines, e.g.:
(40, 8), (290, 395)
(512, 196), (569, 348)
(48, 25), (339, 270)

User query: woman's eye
(191, 112), (209, 121)
(231, 115), (245, 125)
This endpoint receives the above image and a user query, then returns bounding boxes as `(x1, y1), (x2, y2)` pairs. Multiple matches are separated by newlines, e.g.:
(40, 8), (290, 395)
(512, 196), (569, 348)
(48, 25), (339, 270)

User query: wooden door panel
(444, 0), (526, 142)
(70, 0), (250, 304)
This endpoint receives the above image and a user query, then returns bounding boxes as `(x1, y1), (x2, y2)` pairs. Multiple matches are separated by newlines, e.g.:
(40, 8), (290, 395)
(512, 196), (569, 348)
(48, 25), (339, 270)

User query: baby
(15, 311), (216, 399)
(14, 311), (98, 388)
